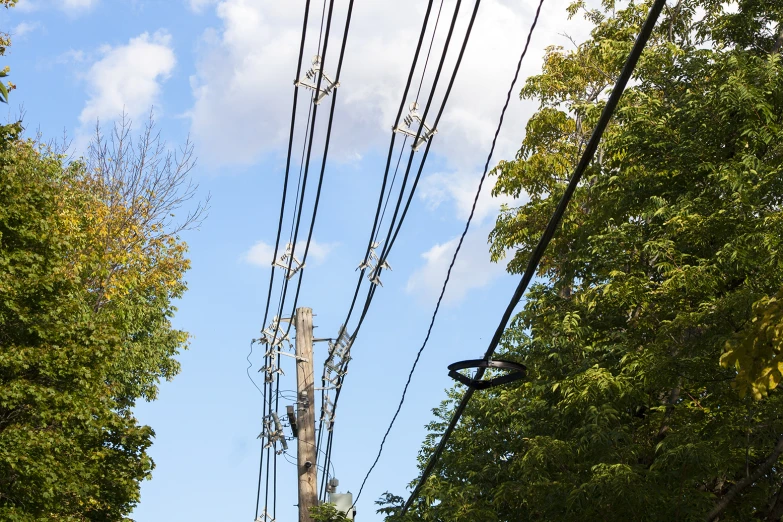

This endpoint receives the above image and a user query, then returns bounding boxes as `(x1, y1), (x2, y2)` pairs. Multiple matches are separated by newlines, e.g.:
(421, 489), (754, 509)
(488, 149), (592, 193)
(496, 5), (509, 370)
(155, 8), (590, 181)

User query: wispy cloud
(79, 31), (175, 126)
(405, 224), (505, 305)
(242, 239), (336, 268)
(13, 21), (40, 38)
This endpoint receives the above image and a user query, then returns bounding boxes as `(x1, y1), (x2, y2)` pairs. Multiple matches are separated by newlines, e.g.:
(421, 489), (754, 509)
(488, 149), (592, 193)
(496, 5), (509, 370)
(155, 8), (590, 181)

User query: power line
(351, 0), (482, 340)
(283, 0), (357, 338)
(313, 0), (439, 479)
(351, 0), (546, 505)
(339, 0), (438, 331)
(272, 0), (337, 332)
(400, 0), (667, 512)
(321, 0), (483, 492)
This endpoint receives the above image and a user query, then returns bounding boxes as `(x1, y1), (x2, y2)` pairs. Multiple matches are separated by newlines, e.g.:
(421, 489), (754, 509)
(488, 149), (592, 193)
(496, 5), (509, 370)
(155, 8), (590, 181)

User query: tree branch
(706, 435), (783, 522)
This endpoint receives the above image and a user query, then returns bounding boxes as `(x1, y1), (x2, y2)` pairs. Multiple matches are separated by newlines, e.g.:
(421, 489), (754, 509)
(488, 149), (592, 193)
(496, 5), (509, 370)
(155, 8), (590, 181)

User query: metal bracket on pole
(258, 413), (288, 454)
(255, 509), (275, 522)
(357, 241), (392, 286)
(393, 101), (438, 151)
(260, 317), (292, 350)
(294, 55), (340, 105)
(320, 326), (353, 431)
(272, 243), (305, 280)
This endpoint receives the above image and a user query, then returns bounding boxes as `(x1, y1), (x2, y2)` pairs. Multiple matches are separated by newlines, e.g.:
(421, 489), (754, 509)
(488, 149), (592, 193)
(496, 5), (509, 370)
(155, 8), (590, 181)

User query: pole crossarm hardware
(258, 317), (293, 382)
(393, 101), (438, 151)
(357, 242), (392, 286)
(255, 509), (275, 522)
(258, 412), (288, 455)
(260, 317), (292, 350)
(294, 55), (340, 105)
(272, 242), (306, 280)
(320, 325), (353, 430)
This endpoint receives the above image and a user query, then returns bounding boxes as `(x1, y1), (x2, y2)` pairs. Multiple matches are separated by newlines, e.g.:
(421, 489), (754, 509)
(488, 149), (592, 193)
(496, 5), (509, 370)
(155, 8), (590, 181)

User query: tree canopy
(385, 0), (783, 520)
(0, 114), (202, 520)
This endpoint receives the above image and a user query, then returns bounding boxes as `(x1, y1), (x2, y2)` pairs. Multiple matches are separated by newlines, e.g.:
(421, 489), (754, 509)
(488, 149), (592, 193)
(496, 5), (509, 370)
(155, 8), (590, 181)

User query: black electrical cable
(314, 0), (438, 454)
(254, 353), (270, 519)
(283, 0), (356, 338)
(321, 0), (482, 485)
(401, 0), (666, 512)
(272, 0), (337, 333)
(352, 0), (546, 505)
(371, 0), (444, 246)
(273, 373), (280, 519)
(252, 0), (317, 514)
(351, 0), (482, 341)
(249, 0), (312, 400)
(339, 0), (437, 330)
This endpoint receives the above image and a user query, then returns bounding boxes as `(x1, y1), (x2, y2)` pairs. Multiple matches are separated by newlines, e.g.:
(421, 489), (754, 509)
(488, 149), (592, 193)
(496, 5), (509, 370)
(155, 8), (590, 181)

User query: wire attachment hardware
(320, 325), (353, 430)
(357, 241), (391, 286)
(258, 412), (288, 454)
(294, 55), (340, 105)
(393, 102), (438, 151)
(272, 242), (305, 280)
(255, 509), (275, 522)
(447, 359), (527, 390)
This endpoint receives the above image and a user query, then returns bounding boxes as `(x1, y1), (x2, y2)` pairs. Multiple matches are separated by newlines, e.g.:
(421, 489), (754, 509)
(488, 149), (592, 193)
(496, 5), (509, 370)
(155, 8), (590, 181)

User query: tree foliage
(388, 0), (783, 520)
(0, 114), (203, 520)
(310, 503), (352, 522)
(0, 0), (18, 103)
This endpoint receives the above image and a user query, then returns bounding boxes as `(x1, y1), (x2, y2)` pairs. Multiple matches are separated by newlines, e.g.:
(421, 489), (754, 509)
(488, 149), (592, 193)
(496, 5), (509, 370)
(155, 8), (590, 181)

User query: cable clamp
(392, 102), (438, 151)
(294, 55), (340, 105)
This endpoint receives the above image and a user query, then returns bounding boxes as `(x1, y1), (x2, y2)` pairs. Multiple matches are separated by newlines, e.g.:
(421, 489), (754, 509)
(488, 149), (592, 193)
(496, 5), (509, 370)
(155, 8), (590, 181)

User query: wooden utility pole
(295, 307), (317, 522)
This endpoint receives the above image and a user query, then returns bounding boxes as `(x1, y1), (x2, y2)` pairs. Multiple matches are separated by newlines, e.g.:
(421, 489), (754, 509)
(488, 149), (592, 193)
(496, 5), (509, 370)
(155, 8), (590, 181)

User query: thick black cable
(314, 0), (438, 452)
(272, 0), (336, 331)
(369, 0), (442, 245)
(340, 0), (437, 329)
(401, 0), (666, 512)
(248, 0), (312, 405)
(263, 358), (274, 514)
(283, 0), (356, 337)
(352, 0), (481, 340)
(323, 0), (480, 491)
(254, 353), (270, 518)
(273, 375), (280, 519)
(352, 0), (545, 505)
(373, 137), (408, 244)
(415, 0), (447, 103)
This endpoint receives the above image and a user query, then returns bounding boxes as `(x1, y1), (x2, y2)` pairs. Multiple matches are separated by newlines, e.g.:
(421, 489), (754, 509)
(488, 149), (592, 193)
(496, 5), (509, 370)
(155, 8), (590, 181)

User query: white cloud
(188, 0), (592, 167)
(62, 0), (98, 9)
(79, 31), (175, 126)
(418, 169), (517, 224)
(17, 0), (98, 13)
(243, 239), (336, 268)
(13, 21), (40, 38)
(406, 224), (505, 305)
(188, 0), (216, 13)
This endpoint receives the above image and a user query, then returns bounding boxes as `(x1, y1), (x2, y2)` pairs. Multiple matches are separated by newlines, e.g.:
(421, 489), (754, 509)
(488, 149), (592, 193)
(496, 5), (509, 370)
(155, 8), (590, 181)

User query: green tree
(0, 113), (204, 520)
(389, 0), (783, 520)
(310, 503), (352, 522)
(0, 0), (18, 103)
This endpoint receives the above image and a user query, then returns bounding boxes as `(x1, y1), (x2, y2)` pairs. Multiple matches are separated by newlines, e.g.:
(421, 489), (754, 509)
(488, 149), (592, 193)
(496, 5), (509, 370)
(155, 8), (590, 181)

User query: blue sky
(4, 0), (591, 520)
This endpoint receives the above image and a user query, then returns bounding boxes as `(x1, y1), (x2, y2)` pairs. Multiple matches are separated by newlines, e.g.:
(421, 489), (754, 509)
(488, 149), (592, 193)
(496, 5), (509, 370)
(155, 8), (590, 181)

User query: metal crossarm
(392, 101), (438, 151)
(357, 242), (392, 286)
(258, 413), (288, 454)
(259, 317), (291, 349)
(272, 243), (305, 280)
(294, 55), (340, 105)
(255, 509), (275, 522)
